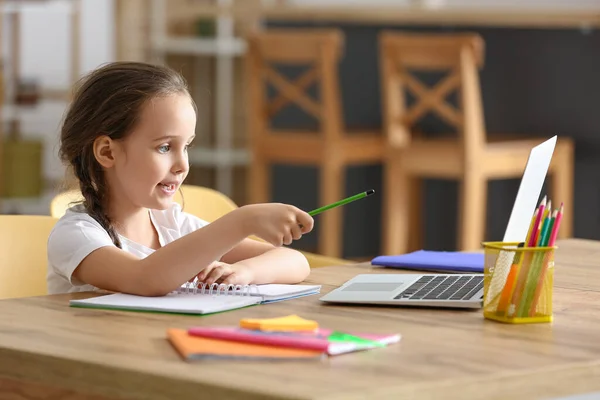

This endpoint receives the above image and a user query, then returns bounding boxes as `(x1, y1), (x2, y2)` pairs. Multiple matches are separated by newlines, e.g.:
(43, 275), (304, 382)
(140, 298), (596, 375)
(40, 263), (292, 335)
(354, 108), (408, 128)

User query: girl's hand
(196, 261), (254, 286)
(220, 262), (254, 286)
(238, 203), (314, 247)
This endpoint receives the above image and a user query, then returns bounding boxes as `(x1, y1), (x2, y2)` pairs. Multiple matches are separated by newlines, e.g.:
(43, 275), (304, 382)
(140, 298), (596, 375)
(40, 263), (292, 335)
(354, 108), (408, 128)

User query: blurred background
(0, 0), (598, 261)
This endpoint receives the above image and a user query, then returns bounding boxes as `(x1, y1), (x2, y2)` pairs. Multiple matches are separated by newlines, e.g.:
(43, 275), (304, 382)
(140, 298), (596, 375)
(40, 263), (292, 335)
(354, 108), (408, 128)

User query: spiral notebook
(69, 282), (322, 315)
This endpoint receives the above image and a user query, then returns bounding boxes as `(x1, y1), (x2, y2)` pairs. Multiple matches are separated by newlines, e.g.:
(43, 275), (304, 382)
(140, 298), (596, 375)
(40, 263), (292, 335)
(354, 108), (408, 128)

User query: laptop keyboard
(393, 275), (483, 301)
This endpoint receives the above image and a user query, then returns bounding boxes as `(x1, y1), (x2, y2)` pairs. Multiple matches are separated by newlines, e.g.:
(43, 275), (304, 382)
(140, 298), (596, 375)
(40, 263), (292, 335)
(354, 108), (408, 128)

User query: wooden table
(2, 238), (600, 400)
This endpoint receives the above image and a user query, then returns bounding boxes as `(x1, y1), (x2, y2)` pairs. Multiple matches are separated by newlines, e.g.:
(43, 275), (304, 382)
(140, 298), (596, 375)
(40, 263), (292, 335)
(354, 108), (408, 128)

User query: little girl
(47, 62), (314, 296)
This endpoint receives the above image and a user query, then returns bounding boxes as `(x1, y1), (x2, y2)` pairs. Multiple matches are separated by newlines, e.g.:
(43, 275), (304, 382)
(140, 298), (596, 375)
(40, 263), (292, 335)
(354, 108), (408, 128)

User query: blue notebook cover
(371, 250), (484, 273)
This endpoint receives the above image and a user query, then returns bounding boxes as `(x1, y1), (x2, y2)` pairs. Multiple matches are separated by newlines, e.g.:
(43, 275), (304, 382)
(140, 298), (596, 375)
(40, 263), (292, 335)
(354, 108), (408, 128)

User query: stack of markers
(505, 196), (564, 318)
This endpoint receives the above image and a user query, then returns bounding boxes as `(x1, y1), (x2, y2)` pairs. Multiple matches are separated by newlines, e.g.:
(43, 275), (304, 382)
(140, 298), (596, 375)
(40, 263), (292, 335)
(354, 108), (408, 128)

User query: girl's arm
(73, 203), (313, 296)
(74, 208), (249, 296)
(219, 239), (310, 284)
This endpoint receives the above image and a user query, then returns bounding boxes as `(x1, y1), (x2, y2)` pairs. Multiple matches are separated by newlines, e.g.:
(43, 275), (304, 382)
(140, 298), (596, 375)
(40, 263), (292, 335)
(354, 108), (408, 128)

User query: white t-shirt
(46, 202), (209, 294)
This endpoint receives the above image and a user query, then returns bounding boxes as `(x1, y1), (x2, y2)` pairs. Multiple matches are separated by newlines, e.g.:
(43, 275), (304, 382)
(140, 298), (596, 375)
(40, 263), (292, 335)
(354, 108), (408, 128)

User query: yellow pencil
(544, 200), (551, 219)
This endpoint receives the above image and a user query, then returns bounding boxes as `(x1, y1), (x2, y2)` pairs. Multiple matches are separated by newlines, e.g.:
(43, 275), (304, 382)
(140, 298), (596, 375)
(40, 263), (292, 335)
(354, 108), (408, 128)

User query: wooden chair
(0, 215), (58, 299)
(245, 29), (384, 258)
(379, 31), (574, 255)
(50, 184), (351, 268)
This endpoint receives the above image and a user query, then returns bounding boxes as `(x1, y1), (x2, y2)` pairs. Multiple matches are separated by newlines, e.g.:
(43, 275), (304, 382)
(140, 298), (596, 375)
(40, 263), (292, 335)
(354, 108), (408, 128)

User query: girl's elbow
(276, 248), (310, 283)
(300, 265), (311, 282)
(118, 282), (171, 297)
(137, 286), (173, 297)
(132, 274), (179, 297)
(295, 254), (311, 282)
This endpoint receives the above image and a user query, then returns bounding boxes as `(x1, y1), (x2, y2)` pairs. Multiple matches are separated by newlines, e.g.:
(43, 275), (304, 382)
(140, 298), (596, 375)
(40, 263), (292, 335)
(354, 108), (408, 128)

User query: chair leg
(408, 177), (423, 252)
(382, 155), (410, 255)
(248, 153), (270, 204)
(458, 171), (487, 251)
(549, 141), (574, 238)
(319, 160), (344, 258)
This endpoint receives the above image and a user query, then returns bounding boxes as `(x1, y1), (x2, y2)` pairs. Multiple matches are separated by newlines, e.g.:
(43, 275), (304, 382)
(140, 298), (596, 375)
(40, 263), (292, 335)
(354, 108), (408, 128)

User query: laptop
(319, 136), (557, 309)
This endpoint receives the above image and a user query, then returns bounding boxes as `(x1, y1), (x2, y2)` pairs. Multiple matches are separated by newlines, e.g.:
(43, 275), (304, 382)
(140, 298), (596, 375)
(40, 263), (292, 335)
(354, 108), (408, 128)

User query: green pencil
(308, 189), (375, 216)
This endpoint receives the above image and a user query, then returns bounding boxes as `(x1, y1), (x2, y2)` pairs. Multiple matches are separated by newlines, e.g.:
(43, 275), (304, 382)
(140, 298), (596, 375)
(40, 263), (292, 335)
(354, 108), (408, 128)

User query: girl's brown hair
(59, 62), (194, 248)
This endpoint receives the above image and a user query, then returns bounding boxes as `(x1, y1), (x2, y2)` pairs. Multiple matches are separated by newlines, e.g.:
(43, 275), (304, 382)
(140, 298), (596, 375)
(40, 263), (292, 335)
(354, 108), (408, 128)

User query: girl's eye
(185, 142), (195, 151)
(157, 144), (170, 154)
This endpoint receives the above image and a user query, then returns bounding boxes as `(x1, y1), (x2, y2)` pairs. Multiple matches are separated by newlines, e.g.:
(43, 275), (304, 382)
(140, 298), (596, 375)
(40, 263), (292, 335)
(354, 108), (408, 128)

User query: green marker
(328, 331), (384, 348)
(308, 189), (375, 216)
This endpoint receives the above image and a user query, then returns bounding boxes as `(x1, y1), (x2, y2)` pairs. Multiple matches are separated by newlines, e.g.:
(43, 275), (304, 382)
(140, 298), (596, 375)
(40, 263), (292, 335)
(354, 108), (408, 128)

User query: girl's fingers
(282, 227), (294, 245)
(296, 212), (314, 233)
(197, 261), (226, 282)
(197, 267), (211, 282)
(205, 265), (236, 285)
(291, 224), (303, 240)
(222, 273), (238, 285)
(205, 267), (224, 285)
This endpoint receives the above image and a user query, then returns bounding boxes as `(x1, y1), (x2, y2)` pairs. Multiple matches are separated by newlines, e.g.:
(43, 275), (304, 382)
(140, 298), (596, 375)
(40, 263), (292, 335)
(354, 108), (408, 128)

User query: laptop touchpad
(342, 283), (403, 292)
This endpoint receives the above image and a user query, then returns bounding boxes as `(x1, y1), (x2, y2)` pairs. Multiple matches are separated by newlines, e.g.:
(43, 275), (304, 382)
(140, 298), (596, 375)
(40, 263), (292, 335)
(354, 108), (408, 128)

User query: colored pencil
(508, 196), (546, 316)
(496, 242), (524, 315)
(537, 210), (552, 247)
(529, 196), (546, 247)
(537, 200), (551, 246)
(497, 210), (537, 316)
(308, 190), (375, 216)
(519, 210), (553, 316)
(528, 206), (562, 316)
(524, 207), (539, 247)
(547, 203), (563, 247)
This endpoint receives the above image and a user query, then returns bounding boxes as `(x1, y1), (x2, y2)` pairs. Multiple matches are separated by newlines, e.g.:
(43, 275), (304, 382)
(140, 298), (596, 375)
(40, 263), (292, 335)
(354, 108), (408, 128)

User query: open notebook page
(70, 284), (321, 315)
(70, 292), (261, 315)
(251, 284), (321, 301)
(179, 283), (322, 301)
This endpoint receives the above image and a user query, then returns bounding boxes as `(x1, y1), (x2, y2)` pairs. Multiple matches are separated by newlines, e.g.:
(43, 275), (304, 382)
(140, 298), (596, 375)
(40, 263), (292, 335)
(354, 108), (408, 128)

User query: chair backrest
(50, 188), (83, 219)
(379, 31), (486, 154)
(0, 215), (58, 299)
(177, 184), (238, 222)
(50, 184), (238, 222)
(246, 29), (345, 141)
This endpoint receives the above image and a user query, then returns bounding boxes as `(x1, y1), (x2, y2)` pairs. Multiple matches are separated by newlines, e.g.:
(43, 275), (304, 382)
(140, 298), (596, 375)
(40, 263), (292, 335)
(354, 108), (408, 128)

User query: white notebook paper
(69, 283), (322, 315)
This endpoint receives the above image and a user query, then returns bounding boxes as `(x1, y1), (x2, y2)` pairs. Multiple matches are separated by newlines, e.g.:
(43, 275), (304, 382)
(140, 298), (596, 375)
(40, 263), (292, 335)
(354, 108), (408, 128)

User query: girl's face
(108, 93), (197, 211)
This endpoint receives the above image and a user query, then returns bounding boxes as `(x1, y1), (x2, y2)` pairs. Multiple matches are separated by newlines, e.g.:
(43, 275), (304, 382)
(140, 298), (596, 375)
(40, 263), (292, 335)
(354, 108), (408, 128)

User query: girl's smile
(158, 181), (180, 196)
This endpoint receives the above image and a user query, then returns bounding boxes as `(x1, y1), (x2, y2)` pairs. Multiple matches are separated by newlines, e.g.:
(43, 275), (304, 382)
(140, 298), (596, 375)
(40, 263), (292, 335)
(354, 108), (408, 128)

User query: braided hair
(59, 62), (194, 248)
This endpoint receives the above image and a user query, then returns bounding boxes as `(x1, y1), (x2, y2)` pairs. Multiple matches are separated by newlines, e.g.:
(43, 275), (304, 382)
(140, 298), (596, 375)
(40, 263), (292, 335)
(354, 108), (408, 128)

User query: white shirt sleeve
(174, 203), (210, 235)
(47, 210), (116, 286)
